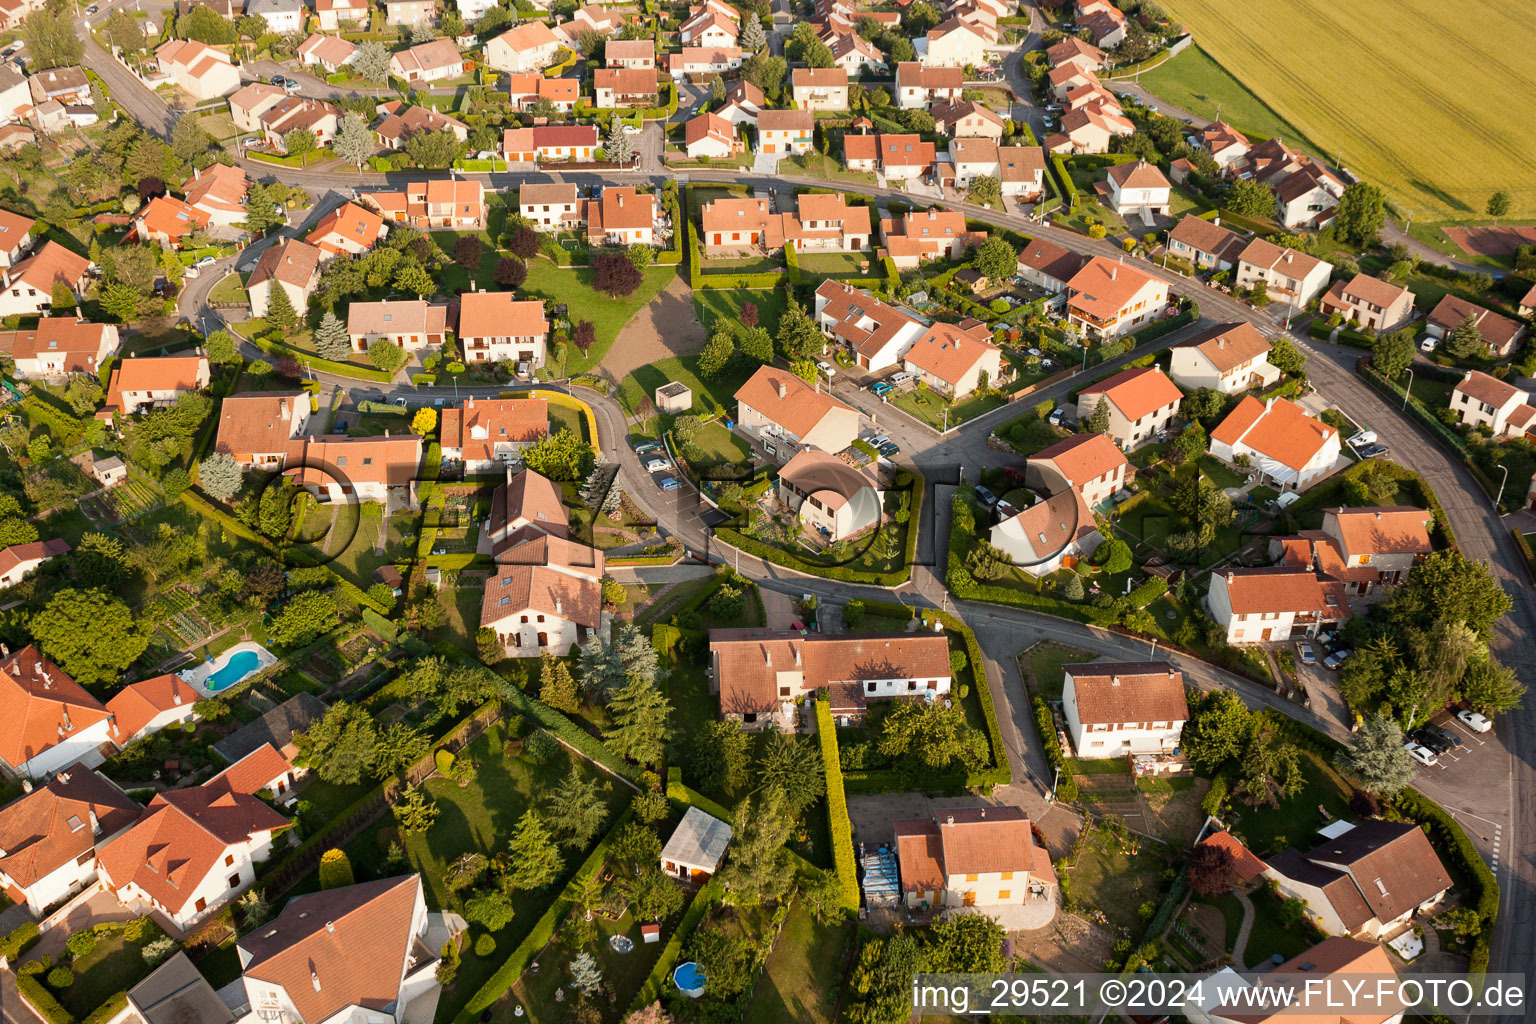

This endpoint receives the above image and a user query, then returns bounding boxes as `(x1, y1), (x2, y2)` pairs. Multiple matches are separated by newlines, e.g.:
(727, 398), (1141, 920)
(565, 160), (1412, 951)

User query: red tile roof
(440, 398), (548, 464)
(1211, 395), (1335, 471)
(1217, 566), (1347, 617)
(0, 538), (69, 580)
(106, 673), (197, 745)
(1080, 366), (1182, 422)
(1324, 506), (1432, 558)
(894, 806), (1043, 891)
(480, 563), (601, 628)
(1028, 431), (1128, 487)
(305, 202), (383, 254)
(0, 769), (140, 888)
(1066, 256), (1162, 321)
(456, 292), (548, 340)
(1199, 829), (1266, 882)
(1179, 321), (1270, 373)
(136, 195), (210, 241)
(709, 629), (951, 714)
(1065, 660), (1186, 725)
(0, 647), (110, 770)
(733, 363), (855, 439)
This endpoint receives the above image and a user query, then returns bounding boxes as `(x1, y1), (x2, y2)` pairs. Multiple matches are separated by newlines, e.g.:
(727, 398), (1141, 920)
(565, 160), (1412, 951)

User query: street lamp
(1401, 366), (1413, 411)
(1495, 464), (1510, 511)
(1149, 636), (1158, 660)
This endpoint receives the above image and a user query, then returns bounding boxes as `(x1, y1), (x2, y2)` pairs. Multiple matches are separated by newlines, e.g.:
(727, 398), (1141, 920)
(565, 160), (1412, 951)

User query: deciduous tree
(30, 588), (148, 686)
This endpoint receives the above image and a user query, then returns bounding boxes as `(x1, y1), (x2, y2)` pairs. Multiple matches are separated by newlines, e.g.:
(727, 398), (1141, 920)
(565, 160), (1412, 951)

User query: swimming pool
(673, 961), (706, 997)
(207, 649), (263, 691)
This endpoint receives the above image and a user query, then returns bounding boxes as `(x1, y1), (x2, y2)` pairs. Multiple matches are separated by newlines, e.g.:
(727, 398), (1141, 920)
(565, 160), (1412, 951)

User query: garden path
(1231, 890), (1257, 970)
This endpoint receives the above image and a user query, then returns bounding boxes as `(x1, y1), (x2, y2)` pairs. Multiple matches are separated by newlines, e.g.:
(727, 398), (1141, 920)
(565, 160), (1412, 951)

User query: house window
(225, 855), (234, 867)
(866, 681), (877, 693)
(965, 873), (978, 882)
(229, 873), (242, 888)
(998, 889), (1011, 900)
(1000, 871), (1013, 880)
(195, 898), (207, 913)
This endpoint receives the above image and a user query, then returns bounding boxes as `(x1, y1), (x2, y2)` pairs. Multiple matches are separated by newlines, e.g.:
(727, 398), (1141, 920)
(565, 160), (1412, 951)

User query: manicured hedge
(15, 972), (70, 1024)
(0, 920), (38, 959)
(933, 610), (1010, 786)
(714, 528), (911, 586)
(362, 606), (398, 641)
(1512, 528), (1536, 582)
(456, 806), (637, 1021)
(246, 333), (395, 382)
(785, 240), (801, 284)
(501, 682), (644, 782)
(1032, 693), (1077, 802)
(814, 700), (860, 915)
(1050, 154), (1078, 209)
(181, 490), (277, 551)
(1393, 788), (1500, 926)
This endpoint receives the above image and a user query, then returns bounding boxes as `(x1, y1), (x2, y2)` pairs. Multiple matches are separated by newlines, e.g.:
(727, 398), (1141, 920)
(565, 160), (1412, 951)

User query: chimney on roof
(325, 921), (335, 933)
(775, 379), (787, 399)
(1284, 252), (1293, 264)
(555, 598), (563, 615)
(1213, 215), (1220, 227)
(793, 645), (801, 666)
(88, 809), (100, 835)
(765, 648), (772, 667)
(1110, 263), (1117, 281)
(1264, 397), (1274, 413)
(57, 771), (69, 784)
(946, 814), (954, 825)
(311, 968), (322, 993)
(279, 397), (289, 419)
(1111, 675), (1120, 686)
(1218, 337), (1225, 349)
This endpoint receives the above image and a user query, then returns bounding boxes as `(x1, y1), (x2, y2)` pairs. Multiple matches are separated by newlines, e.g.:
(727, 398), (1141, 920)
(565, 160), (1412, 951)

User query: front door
(1261, 628), (1272, 641)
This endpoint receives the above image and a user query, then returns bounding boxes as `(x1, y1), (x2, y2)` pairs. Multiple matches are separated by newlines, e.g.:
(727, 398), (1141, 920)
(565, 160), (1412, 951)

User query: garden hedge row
(785, 240), (801, 284)
(0, 920), (38, 959)
(181, 490), (276, 551)
(501, 683), (644, 783)
(932, 610), (1010, 786)
(714, 528), (912, 587)
(814, 700), (860, 915)
(246, 333), (395, 382)
(626, 877), (723, 1014)
(16, 973), (71, 1024)
(1393, 788), (1500, 927)
(456, 805), (637, 1021)
(1049, 154), (1077, 209)
(1031, 693), (1078, 802)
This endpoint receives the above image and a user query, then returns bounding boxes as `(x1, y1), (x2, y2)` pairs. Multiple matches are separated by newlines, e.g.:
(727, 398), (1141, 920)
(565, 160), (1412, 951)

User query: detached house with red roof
(485, 20), (562, 73)
(346, 299), (448, 354)
(215, 392), (311, 469)
(0, 208), (35, 269)
(893, 806), (1056, 910)
(594, 67), (658, 108)
(1271, 505), (1433, 595)
(456, 291), (549, 368)
(389, 38), (464, 83)
(238, 875), (457, 1024)
(0, 538), (70, 589)
(699, 193), (871, 255)
(6, 318), (119, 377)
(1025, 432), (1130, 508)
(97, 746), (292, 931)
(133, 195), (210, 247)
(183, 163), (249, 227)
(0, 768), (140, 915)
(776, 448), (882, 542)
(734, 363), (860, 459)
(1210, 395), (1343, 492)
(1169, 322), (1280, 395)
(1064, 256), (1169, 340)
(846, 133), (937, 186)
(305, 201), (385, 259)
(104, 354), (211, 415)
(710, 630), (951, 728)
(1206, 566), (1350, 644)
(518, 182), (580, 232)
(685, 110), (739, 159)
(1166, 214), (1247, 273)
(1062, 661), (1187, 758)
(1319, 272), (1416, 333)
(895, 62), (962, 109)
(0, 645), (113, 777)
(481, 469), (605, 657)
(1097, 158), (1170, 219)
(106, 674), (200, 748)
(360, 179), (487, 229)
(297, 33), (360, 73)
(586, 186), (657, 245)
(246, 238), (321, 319)
(1424, 294), (1527, 357)
(1074, 365), (1183, 448)
(440, 397), (549, 472)
(501, 124), (599, 163)
(901, 320), (1003, 399)
(813, 280), (927, 371)
(0, 240), (92, 318)
(989, 488), (1102, 575)
(878, 207), (980, 268)
(1448, 370), (1535, 439)
(154, 40), (240, 100)
(756, 108), (813, 156)
(1235, 237), (1334, 310)
(286, 433), (425, 505)
(791, 67), (848, 111)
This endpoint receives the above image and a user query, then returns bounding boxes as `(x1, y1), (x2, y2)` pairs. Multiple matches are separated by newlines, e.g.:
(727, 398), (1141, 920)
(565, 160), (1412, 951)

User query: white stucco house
(1062, 661), (1187, 759)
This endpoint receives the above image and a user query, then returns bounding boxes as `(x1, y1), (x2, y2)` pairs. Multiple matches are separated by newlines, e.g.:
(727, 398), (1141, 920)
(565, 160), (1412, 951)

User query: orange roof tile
(456, 292), (548, 340)
(441, 398), (548, 464)
(1065, 660), (1186, 725)
(1080, 366), (1182, 422)
(488, 468), (568, 538)
(902, 320), (998, 387)
(1179, 321), (1270, 373)
(1212, 395), (1335, 472)
(1217, 567), (1346, 616)
(105, 673), (197, 745)
(0, 769), (139, 888)
(215, 392), (307, 459)
(1028, 432), (1130, 488)
(480, 563), (601, 628)
(709, 629), (952, 714)
(305, 201), (383, 254)
(1066, 256), (1162, 321)
(0, 647), (110, 770)
(734, 363), (855, 439)
(1323, 506), (1432, 558)
(1200, 829), (1267, 882)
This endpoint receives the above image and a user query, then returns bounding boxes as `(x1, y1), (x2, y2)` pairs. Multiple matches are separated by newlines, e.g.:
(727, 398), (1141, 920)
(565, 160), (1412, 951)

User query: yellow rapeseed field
(1158, 0), (1536, 219)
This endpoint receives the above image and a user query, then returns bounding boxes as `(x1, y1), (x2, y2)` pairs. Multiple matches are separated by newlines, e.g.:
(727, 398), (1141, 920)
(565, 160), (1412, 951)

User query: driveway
(242, 59), (394, 101)
(597, 272), (706, 393)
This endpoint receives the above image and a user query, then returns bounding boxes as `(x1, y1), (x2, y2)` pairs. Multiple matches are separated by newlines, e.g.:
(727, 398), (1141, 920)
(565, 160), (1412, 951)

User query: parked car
(1357, 443), (1390, 458)
(877, 441), (900, 457)
(1004, 465), (1028, 485)
(84, 3), (98, 13)
(393, 397), (407, 407)
(1323, 649), (1351, 670)
(870, 381), (893, 397)
(281, 79), (301, 94)
(632, 439), (662, 455)
(194, 255), (216, 268)
(889, 371), (913, 387)
(1403, 742), (1439, 767)
(1457, 710), (1493, 733)
(1296, 642), (1316, 666)
(1420, 336), (1439, 352)
(868, 434), (890, 448)
(816, 360), (836, 378)
(644, 458), (671, 473)
(1048, 407), (1067, 427)
(1348, 429), (1376, 447)
(1411, 728), (1450, 755)
(1426, 724), (1464, 749)
(659, 477), (683, 491)
(270, 75), (289, 87)
(974, 485), (999, 510)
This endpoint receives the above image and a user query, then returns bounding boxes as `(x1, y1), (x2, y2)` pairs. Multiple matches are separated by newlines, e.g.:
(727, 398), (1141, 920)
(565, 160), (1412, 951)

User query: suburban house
(812, 280), (926, 371)
(1075, 366), (1183, 448)
(1197, 120), (1250, 169)
(949, 137), (1002, 190)
(1206, 566), (1350, 643)
(715, 79), (763, 124)
(480, 473), (605, 657)
(184, 163), (249, 226)
(0, 240), (92, 318)
(709, 630), (951, 728)
(97, 747), (292, 931)
(519, 182), (580, 231)
(214, 392), (311, 469)
(502, 124), (599, 162)
(314, 0), (368, 30)
(105, 673), (200, 748)
(777, 448), (882, 542)
(1095, 159), (1170, 218)
(594, 67), (658, 108)
(346, 299), (448, 353)
(894, 62), (963, 108)
(439, 397), (549, 472)
(1271, 505), (1433, 595)
(791, 67), (848, 111)
(360, 179), (486, 229)
(0, 65), (27, 123)
(879, 207), (980, 267)
(0, 538), (70, 589)
(1045, 33), (1105, 71)
(132, 195), (210, 247)
(756, 108), (813, 156)
(1063, 661), (1188, 758)
(893, 807), (1056, 910)
(1197, 938), (1405, 1024)
(1016, 236), (1085, 293)
(1424, 295), (1527, 357)
(0, 208), (34, 268)
(844, 132), (937, 183)
(667, 46), (744, 78)
(296, 33), (360, 73)
(1048, 64), (1100, 103)
(305, 201), (385, 258)
(1448, 370), (1536, 438)
(679, 0), (738, 44)
(734, 363), (860, 458)
(684, 110), (739, 159)
(606, 38), (655, 68)
(259, 96), (342, 152)
(661, 807), (732, 883)
(1064, 256), (1169, 339)
(586, 186), (657, 245)
(245, 238), (322, 319)
(1166, 214), (1247, 272)
(1026, 432), (1130, 508)
(373, 101), (469, 150)
(456, 291), (549, 367)
(1234, 237), (1334, 310)
(285, 434), (425, 505)
(1168, 322), (1280, 395)
(1210, 395), (1343, 492)
(389, 39), (465, 83)
(382, 0), (437, 26)
(238, 875), (458, 1024)
(993, 145), (1048, 199)
(485, 21), (563, 72)
(1274, 161), (1347, 229)
(227, 82), (287, 133)
(104, 355), (211, 415)
(246, 0), (304, 31)
(931, 99), (1005, 140)
(5, 318), (119, 377)
(123, 952), (236, 1024)
(0, 768), (140, 916)
(699, 193), (871, 255)
(1045, 102), (1134, 155)
(1264, 820), (1451, 938)
(26, 66), (90, 106)
(0, 646), (112, 778)
(827, 31), (886, 74)
(505, 73), (579, 112)
(154, 40), (240, 100)
(1076, 0), (1126, 45)
(902, 319), (1003, 399)
(919, 18), (990, 67)
(1319, 273), (1416, 332)
(989, 488), (1102, 575)
(1519, 282), (1536, 318)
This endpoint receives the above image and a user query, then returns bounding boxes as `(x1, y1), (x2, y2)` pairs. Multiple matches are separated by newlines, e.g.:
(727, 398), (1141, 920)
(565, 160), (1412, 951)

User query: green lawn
(888, 385), (1007, 432)
(520, 260), (677, 374)
(1019, 642), (1099, 701)
(1243, 885), (1324, 966)
(700, 253), (784, 275)
(694, 287), (789, 336)
(510, 908), (671, 1024)
(207, 271), (248, 306)
(688, 420), (752, 467)
(50, 932), (157, 1019)
(779, 152), (877, 185)
(1229, 749), (1351, 856)
(1067, 839), (1170, 936)
(1200, 892), (1246, 952)
(794, 251), (877, 279)
(548, 401), (590, 443)
(615, 354), (753, 422)
(1198, 455), (1247, 489)
(1132, 43), (1321, 161)
(743, 903), (852, 1024)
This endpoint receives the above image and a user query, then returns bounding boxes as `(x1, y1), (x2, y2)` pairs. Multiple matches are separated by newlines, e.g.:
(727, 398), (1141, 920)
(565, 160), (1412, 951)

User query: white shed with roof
(661, 806), (733, 882)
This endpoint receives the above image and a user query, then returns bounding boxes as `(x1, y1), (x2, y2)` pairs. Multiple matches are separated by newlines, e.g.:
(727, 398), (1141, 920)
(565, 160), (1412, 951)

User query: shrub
(842, 599), (865, 628)
(524, 730), (561, 764)
(319, 848), (355, 890)
(474, 933), (497, 957)
(140, 936), (176, 965)
(65, 930), (96, 958)
(435, 749), (455, 774)
(0, 921), (39, 960)
(813, 701), (859, 915)
(46, 968), (73, 989)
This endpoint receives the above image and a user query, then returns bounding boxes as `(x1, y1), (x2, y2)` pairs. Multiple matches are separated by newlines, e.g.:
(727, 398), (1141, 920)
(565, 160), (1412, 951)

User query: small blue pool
(673, 961), (706, 997)
(206, 649), (263, 692)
